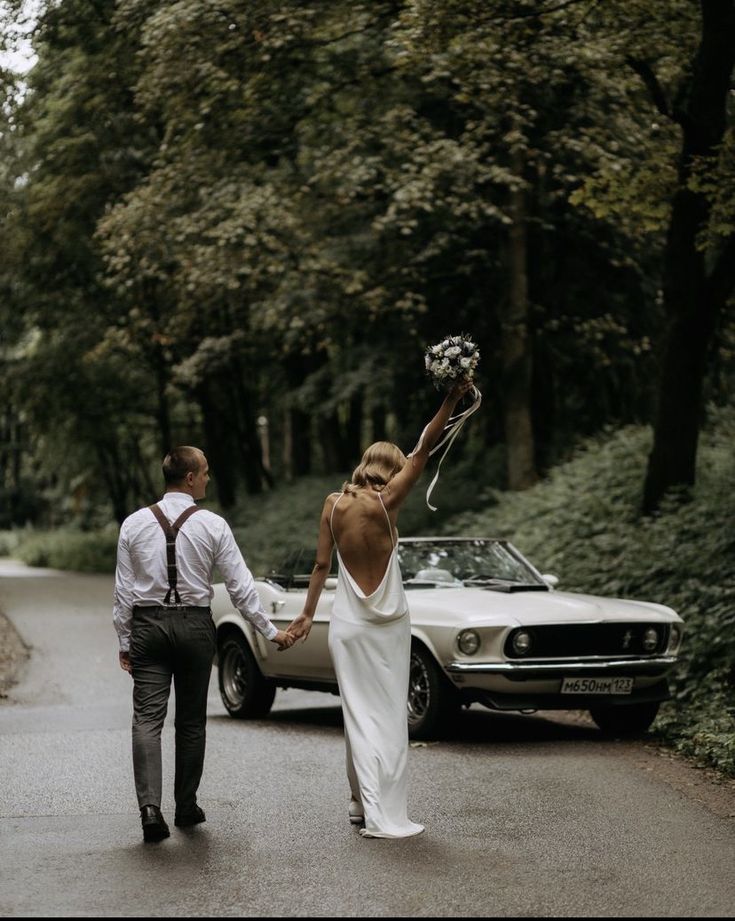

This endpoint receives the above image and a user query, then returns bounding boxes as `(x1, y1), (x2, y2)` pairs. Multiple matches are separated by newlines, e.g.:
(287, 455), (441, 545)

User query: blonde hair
(342, 441), (407, 494)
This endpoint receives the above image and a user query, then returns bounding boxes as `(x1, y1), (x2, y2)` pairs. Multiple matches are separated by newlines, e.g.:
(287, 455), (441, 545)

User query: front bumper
(444, 656), (676, 711)
(445, 655), (677, 680)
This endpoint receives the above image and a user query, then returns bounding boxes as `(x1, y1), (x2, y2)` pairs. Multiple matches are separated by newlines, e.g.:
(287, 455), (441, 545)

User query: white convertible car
(212, 537), (684, 739)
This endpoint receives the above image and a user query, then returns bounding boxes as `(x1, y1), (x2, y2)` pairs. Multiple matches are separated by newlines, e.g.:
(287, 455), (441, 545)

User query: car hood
(404, 586), (681, 626)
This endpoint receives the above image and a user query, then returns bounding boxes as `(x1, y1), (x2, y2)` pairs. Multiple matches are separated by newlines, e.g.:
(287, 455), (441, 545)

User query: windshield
(396, 539), (545, 588)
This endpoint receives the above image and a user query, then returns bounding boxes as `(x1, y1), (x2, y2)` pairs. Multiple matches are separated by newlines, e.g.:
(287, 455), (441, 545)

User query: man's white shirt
(113, 491), (277, 652)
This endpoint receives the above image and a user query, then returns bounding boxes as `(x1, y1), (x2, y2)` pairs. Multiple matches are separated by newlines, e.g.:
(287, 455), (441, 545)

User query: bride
(286, 379), (474, 838)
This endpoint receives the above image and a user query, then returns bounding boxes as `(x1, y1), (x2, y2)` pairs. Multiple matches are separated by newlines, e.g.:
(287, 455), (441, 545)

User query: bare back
(328, 489), (397, 596)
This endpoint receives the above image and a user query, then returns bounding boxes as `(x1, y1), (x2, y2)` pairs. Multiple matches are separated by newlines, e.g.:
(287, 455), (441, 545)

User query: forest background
(1, 0), (734, 775)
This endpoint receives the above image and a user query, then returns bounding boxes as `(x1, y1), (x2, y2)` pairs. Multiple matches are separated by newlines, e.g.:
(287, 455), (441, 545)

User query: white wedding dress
(327, 492), (425, 839)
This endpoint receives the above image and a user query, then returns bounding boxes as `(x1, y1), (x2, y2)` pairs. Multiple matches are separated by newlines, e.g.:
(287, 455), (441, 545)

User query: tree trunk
(502, 148), (538, 490)
(154, 345), (171, 457)
(371, 405), (387, 443)
(230, 359), (272, 492)
(96, 439), (130, 525)
(289, 407), (312, 475)
(198, 385), (238, 509)
(318, 411), (343, 473)
(284, 352), (318, 475)
(642, 0), (735, 512)
(338, 393), (363, 470)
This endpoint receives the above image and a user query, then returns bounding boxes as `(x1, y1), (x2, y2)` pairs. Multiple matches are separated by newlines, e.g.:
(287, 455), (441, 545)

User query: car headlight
(642, 627), (659, 652)
(457, 629), (480, 655)
(511, 629), (533, 656)
(668, 623), (683, 653)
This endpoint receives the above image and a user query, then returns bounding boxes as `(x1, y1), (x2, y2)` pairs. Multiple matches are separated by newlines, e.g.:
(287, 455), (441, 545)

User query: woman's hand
(286, 612), (314, 643)
(447, 377), (474, 404)
(286, 615), (310, 643)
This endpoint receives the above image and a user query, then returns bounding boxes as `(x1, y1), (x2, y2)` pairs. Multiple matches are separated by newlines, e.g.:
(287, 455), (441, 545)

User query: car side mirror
(324, 577), (338, 590)
(541, 573), (559, 588)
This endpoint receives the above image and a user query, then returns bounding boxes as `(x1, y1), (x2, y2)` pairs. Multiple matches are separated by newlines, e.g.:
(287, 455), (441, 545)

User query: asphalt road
(1, 559), (734, 918)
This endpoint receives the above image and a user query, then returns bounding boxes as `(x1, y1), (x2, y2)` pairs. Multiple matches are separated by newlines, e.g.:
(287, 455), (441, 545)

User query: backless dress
(327, 491), (424, 838)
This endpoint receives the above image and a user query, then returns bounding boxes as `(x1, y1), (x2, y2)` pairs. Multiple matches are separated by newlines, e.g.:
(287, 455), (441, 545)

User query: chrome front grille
(504, 622), (669, 659)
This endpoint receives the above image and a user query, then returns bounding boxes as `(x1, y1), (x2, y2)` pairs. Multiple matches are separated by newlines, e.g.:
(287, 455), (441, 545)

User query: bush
(15, 529), (118, 574)
(442, 405), (735, 776)
(0, 530), (22, 557)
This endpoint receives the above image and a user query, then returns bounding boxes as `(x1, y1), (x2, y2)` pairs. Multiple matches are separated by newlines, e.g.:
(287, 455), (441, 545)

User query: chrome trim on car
(445, 656), (678, 674)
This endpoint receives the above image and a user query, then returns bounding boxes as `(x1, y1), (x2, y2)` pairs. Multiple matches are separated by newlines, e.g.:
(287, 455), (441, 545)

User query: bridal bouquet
(418, 334), (482, 511)
(424, 334), (480, 390)
(424, 335), (480, 390)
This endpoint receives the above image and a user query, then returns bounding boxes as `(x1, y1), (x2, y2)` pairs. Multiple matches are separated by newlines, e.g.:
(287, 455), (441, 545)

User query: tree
(641, 0), (735, 511)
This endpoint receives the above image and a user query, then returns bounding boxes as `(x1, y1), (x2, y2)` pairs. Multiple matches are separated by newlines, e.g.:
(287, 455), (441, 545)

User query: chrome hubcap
(222, 645), (248, 706)
(407, 653), (430, 725)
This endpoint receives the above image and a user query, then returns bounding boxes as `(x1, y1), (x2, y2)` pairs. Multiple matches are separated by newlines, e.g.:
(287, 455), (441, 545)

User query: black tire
(217, 631), (276, 719)
(589, 701), (661, 737)
(407, 642), (460, 740)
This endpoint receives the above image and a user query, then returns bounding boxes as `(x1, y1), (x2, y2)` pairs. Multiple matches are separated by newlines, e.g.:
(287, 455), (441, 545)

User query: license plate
(560, 676), (633, 695)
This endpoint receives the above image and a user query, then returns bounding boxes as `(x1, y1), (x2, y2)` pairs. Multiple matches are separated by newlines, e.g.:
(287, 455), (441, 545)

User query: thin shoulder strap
(377, 492), (396, 549)
(149, 503), (202, 605)
(328, 493), (344, 547)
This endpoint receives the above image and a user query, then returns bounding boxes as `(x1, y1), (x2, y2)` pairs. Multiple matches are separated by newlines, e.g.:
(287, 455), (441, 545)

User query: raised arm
(381, 379), (474, 511)
(286, 495), (337, 642)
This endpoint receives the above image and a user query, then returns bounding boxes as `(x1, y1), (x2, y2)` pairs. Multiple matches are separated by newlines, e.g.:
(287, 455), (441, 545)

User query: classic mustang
(212, 537), (684, 739)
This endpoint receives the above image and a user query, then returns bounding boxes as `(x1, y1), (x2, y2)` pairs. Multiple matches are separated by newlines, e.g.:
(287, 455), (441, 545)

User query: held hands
(272, 629), (296, 651)
(286, 613), (313, 644)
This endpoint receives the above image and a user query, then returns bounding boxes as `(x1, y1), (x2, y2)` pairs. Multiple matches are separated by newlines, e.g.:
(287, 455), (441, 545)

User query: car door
(253, 580), (337, 682)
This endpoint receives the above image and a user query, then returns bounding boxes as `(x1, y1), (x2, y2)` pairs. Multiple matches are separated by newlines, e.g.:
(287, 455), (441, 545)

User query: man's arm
(215, 522), (293, 649)
(112, 526), (134, 672)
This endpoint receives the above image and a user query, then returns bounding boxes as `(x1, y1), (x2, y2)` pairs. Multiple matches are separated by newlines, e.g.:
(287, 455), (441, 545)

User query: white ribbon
(411, 385), (482, 511)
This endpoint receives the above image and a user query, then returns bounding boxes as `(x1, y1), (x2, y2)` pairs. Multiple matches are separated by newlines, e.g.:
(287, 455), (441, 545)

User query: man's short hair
(162, 446), (204, 484)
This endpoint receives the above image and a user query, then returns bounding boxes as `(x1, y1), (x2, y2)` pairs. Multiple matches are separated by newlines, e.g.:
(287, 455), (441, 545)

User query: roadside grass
(1, 408), (732, 775)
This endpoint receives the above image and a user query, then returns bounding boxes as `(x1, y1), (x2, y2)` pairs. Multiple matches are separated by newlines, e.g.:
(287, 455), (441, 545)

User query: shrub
(0, 531), (21, 557)
(15, 530), (118, 574)
(442, 406), (735, 776)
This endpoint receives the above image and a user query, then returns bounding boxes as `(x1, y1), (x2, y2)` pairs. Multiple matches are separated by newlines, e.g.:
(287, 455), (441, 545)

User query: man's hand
(119, 650), (133, 674)
(272, 629), (295, 651)
(286, 613), (313, 643)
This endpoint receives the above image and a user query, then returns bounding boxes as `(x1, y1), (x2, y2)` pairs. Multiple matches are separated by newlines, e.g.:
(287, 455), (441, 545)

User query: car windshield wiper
(462, 575), (548, 592)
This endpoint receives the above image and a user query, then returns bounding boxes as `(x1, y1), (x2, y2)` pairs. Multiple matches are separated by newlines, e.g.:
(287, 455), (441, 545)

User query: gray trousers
(130, 605), (216, 811)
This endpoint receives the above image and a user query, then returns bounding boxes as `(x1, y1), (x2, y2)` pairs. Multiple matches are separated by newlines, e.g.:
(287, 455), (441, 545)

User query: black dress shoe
(174, 804), (206, 827)
(140, 804), (170, 842)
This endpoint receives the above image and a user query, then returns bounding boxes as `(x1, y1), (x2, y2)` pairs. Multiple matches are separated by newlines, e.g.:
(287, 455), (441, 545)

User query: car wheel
(218, 631), (276, 719)
(407, 642), (460, 740)
(589, 701), (660, 737)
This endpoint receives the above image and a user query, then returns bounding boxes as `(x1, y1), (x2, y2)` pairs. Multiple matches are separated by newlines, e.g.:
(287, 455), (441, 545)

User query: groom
(113, 446), (293, 842)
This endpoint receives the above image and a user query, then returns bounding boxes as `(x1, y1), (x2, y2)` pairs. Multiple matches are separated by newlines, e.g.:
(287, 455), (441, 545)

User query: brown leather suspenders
(149, 504), (203, 605)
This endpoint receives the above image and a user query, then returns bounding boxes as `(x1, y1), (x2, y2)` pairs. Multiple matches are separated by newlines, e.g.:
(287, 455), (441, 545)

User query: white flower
(424, 333), (480, 390)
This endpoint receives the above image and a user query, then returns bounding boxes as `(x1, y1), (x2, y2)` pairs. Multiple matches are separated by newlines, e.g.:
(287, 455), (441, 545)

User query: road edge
(0, 603), (30, 700)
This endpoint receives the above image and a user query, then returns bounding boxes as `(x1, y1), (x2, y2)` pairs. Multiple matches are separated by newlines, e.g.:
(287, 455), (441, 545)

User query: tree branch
(625, 56), (672, 120)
